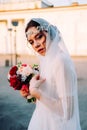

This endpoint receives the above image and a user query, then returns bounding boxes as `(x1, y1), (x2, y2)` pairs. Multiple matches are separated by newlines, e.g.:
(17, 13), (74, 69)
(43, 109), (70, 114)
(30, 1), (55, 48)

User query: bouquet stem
(27, 95), (36, 103)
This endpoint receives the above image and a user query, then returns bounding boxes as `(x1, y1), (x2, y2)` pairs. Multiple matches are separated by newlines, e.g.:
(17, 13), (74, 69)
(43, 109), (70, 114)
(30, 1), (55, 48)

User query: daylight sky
(44, 0), (87, 6)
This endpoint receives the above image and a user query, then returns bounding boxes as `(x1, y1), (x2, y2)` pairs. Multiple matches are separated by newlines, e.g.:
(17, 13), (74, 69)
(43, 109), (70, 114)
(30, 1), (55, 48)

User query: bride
(20, 18), (81, 130)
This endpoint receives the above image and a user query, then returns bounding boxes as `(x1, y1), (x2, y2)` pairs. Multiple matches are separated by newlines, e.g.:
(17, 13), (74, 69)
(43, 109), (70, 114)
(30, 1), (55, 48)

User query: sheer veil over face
(28, 18), (71, 58)
(28, 18), (77, 97)
(27, 18), (81, 130)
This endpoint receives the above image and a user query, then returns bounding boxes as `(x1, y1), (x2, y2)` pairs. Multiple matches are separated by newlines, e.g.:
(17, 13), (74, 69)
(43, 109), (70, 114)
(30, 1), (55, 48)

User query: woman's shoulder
(54, 52), (66, 65)
(54, 52), (72, 70)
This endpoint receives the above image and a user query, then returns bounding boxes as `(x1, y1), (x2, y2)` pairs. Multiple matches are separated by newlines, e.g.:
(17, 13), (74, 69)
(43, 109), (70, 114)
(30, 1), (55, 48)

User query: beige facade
(0, 0), (41, 10)
(0, 3), (87, 66)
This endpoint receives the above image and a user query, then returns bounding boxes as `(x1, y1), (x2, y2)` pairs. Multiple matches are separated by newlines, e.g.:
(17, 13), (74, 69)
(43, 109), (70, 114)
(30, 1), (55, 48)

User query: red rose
(10, 75), (22, 90)
(9, 66), (18, 76)
(22, 64), (27, 67)
(21, 84), (29, 93)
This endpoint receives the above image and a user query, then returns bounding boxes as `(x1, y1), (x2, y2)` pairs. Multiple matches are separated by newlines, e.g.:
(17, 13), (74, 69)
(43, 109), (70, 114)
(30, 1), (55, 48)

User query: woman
(20, 18), (81, 130)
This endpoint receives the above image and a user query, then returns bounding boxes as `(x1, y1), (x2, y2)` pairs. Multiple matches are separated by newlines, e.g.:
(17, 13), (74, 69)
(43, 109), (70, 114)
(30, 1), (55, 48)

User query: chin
(39, 52), (45, 56)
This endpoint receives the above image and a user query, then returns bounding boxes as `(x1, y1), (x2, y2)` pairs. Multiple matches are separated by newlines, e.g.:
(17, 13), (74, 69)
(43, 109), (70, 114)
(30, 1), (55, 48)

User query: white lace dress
(28, 49), (81, 130)
(27, 17), (81, 130)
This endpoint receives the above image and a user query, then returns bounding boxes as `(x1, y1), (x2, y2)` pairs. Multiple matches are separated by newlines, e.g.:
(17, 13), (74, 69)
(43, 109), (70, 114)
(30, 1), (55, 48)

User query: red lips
(38, 48), (45, 53)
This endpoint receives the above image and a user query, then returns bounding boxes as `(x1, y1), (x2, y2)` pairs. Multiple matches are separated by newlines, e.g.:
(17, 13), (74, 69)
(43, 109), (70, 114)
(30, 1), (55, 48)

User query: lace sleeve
(55, 56), (75, 120)
(40, 93), (74, 120)
(40, 56), (76, 120)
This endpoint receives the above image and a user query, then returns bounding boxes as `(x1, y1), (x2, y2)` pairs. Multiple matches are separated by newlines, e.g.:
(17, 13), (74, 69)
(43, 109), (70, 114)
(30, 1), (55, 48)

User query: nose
(34, 40), (41, 48)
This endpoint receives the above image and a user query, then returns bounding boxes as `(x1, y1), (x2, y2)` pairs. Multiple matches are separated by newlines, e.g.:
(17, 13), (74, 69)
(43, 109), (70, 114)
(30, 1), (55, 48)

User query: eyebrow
(28, 31), (42, 41)
(35, 32), (41, 38)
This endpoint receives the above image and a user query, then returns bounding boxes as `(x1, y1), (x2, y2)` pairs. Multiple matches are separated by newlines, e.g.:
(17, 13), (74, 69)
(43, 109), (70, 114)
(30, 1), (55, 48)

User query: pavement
(0, 60), (87, 130)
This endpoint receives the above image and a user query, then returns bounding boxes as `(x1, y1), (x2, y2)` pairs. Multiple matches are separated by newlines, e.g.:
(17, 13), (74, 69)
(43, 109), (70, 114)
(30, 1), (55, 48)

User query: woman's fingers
(38, 78), (46, 84)
(33, 74), (46, 82)
(33, 74), (40, 80)
(20, 90), (29, 98)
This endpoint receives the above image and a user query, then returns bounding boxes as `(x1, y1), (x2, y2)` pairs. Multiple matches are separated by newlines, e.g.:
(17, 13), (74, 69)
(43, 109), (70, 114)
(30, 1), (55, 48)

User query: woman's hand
(20, 89), (29, 98)
(20, 85), (29, 98)
(29, 74), (45, 99)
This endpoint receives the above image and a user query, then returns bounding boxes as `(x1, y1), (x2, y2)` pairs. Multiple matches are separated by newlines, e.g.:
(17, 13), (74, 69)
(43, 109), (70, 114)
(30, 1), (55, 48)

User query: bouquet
(7, 62), (39, 103)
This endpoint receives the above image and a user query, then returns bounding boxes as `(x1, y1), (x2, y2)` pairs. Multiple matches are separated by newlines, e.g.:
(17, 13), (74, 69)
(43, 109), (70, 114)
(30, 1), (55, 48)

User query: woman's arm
(29, 73), (74, 120)
(40, 92), (74, 120)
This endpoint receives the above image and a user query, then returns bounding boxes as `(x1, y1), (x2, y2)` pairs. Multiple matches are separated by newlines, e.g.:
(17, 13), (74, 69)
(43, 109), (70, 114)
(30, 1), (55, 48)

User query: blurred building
(0, 0), (87, 66)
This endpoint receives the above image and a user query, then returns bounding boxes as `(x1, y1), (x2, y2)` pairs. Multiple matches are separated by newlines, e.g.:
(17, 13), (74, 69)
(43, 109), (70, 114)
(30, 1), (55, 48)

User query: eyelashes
(28, 33), (44, 45)
(29, 40), (34, 45)
(35, 34), (43, 40)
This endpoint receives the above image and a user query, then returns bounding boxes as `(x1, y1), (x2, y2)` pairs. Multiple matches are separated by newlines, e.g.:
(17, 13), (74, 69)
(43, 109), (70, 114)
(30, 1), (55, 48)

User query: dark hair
(25, 20), (40, 33)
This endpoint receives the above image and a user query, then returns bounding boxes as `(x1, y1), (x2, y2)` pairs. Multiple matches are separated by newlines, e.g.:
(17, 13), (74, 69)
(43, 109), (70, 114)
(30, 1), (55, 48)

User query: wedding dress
(28, 18), (81, 130)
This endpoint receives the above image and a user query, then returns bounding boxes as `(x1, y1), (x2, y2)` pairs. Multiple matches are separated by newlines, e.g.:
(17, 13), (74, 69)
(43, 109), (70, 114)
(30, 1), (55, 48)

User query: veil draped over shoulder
(28, 18), (81, 130)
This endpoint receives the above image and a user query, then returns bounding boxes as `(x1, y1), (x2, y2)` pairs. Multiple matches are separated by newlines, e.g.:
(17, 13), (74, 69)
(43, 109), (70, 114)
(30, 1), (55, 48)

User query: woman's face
(27, 27), (47, 56)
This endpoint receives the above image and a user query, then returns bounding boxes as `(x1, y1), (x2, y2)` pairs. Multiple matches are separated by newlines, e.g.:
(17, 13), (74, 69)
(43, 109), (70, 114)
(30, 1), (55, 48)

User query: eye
(29, 40), (34, 45)
(36, 34), (43, 40)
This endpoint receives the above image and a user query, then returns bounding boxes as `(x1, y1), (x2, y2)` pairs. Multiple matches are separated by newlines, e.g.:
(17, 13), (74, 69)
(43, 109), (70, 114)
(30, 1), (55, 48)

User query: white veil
(31, 18), (70, 57)
(27, 18), (81, 130)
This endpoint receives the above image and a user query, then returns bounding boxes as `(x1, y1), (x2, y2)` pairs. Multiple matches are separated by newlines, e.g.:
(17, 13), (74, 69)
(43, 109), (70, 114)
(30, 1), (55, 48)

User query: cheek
(32, 45), (37, 51)
(32, 45), (38, 52)
(40, 36), (46, 45)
